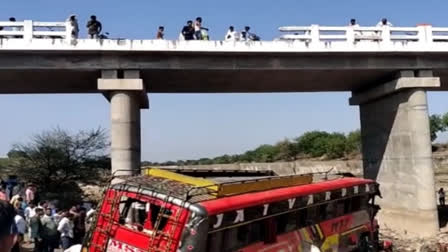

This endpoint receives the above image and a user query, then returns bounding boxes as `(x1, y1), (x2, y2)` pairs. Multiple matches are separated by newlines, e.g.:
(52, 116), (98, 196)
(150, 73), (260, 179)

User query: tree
(274, 139), (297, 161)
(295, 131), (331, 157)
(325, 133), (347, 159)
(9, 127), (110, 207)
(429, 114), (446, 142)
(346, 130), (362, 153)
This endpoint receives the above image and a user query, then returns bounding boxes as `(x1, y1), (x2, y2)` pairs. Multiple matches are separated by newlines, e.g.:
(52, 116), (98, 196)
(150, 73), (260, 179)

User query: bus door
(91, 190), (189, 252)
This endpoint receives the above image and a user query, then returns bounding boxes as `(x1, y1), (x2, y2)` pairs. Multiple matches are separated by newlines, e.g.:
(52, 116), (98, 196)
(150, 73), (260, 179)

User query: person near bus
(181, 20), (195, 40)
(73, 208), (86, 244)
(41, 208), (59, 252)
(30, 208), (44, 252)
(86, 15), (102, 39)
(58, 213), (75, 250)
(12, 213), (26, 252)
(0, 185), (8, 201)
(439, 188), (446, 206)
(25, 184), (36, 204)
(0, 200), (18, 252)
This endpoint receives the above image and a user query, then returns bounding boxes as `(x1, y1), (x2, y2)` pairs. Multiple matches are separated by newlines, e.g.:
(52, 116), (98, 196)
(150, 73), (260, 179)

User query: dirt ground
(20, 241), (63, 252)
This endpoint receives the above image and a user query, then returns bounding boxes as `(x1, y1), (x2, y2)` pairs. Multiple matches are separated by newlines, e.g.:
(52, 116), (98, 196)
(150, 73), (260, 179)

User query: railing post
(65, 21), (73, 44)
(425, 25), (433, 46)
(346, 26), (355, 44)
(380, 26), (391, 46)
(310, 25), (320, 46)
(23, 20), (33, 41)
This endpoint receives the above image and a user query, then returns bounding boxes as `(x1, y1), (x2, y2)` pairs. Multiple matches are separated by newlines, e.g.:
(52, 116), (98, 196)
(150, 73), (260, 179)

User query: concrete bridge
(1, 20), (448, 237)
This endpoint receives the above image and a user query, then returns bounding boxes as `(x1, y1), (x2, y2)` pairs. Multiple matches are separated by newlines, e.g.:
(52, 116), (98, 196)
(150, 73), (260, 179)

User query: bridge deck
(1, 23), (448, 93)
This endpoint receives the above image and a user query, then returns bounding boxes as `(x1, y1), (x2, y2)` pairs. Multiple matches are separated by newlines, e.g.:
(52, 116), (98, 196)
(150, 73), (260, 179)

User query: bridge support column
(350, 70), (441, 237)
(98, 70), (149, 178)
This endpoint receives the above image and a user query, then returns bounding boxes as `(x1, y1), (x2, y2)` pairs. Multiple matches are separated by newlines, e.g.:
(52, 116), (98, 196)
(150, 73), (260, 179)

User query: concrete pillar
(98, 70), (149, 178)
(350, 71), (440, 237)
(110, 91), (141, 176)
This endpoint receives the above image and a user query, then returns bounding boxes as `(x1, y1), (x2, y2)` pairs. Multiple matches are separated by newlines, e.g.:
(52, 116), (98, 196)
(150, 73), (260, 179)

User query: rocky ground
(380, 227), (448, 252)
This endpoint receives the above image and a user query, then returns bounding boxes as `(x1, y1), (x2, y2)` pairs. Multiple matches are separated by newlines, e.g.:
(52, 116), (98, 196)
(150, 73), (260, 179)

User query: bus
(82, 168), (383, 252)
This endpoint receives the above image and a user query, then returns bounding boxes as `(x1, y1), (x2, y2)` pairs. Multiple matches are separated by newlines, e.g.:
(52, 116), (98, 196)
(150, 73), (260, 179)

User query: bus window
(119, 196), (147, 231)
(325, 202), (336, 220)
(307, 206), (320, 225)
(336, 200), (346, 217)
(298, 208), (308, 228)
(207, 232), (223, 252)
(150, 204), (172, 231)
(223, 228), (239, 251)
(276, 211), (300, 234)
(351, 196), (361, 212)
(277, 213), (289, 234)
(118, 195), (173, 233)
(209, 219), (271, 251)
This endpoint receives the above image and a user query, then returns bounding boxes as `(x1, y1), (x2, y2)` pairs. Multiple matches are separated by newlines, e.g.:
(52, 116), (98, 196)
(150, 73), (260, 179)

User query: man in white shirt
(24, 202), (36, 222)
(225, 26), (239, 41)
(58, 213), (75, 250)
(12, 214), (26, 252)
(376, 18), (393, 27)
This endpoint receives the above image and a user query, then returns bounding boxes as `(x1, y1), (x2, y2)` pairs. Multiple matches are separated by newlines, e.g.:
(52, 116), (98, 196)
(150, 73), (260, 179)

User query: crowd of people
(0, 181), (96, 252)
(0, 15), (400, 42)
(1, 15), (263, 41)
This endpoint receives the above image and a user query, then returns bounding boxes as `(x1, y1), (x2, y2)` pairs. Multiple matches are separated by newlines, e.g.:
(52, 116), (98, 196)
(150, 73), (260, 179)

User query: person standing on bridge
(67, 14), (79, 44)
(349, 18), (358, 27)
(156, 26), (164, 39)
(86, 15), (102, 39)
(376, 18), (392, 27)
(225, 26), (239, 41)
(194, 17), (202, 40)
(181, 20), (195, 40)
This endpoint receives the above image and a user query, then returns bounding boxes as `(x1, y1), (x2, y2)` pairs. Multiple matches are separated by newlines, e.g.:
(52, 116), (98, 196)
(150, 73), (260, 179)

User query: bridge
(1, 20), (447, 237)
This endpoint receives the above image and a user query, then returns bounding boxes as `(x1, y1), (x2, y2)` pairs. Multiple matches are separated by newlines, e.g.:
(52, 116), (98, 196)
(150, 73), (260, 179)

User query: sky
(1, 0), (448, 162)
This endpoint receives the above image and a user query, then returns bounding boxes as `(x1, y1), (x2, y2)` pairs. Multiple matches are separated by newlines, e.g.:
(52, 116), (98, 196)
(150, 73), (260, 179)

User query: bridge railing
(278, 25), (448, 46)
(0, 20), (71, 41)
(2, 20), (448, 51)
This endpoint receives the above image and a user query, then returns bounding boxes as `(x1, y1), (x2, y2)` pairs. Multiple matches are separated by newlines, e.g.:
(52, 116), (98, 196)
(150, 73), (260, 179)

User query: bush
(346, 130), (361, 153)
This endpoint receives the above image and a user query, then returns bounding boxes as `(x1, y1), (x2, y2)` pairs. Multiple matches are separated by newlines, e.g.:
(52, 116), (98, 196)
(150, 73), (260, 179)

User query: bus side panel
(235, 210), (372, 252)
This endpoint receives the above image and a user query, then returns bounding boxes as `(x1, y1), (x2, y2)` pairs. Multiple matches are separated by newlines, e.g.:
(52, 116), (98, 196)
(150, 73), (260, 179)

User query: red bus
(83, 169), (382, 252)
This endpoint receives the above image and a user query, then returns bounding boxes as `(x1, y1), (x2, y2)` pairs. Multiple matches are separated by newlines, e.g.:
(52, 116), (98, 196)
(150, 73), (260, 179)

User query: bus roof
(199, 177), (375, 215)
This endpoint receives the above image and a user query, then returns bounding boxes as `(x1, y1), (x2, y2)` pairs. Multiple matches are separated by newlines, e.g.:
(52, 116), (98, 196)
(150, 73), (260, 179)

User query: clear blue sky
(1, 0), (447, 162)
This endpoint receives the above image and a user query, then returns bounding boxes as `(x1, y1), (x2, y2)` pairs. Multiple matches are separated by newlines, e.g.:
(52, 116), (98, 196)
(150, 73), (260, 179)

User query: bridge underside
(1, 52), (448, 93)
(1, 69), (448, 94)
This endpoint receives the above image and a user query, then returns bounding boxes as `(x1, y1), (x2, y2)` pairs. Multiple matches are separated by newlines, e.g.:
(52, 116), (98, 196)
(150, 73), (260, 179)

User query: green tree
(296, 131), (331, 157)
(429, 114), (446, 141)
(346, 130), (362, 153)
(274, 139), (297, 161)
(9, 127), (109, 207)
(325, 133), (347, 159)
(252, 145), (279, 162)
